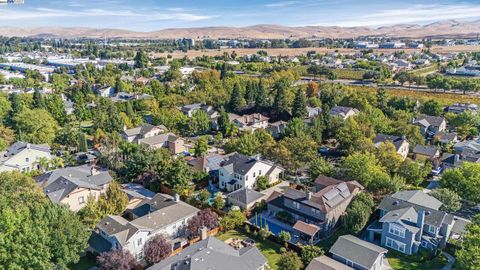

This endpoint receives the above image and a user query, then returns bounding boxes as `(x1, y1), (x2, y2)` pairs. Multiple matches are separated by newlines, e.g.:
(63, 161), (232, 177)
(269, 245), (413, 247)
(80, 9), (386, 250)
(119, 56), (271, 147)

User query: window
(385, 237), (406, 253)
(253, 172), (256, 177)
(346, 260), (354, 267)
(293, 201), (301, 209)
(428, 225), (436, 234)
(25, 157), (29, 162)
(137, 238), (142, 246)
(421, 241), (428, 248)
(78, 196), (85, 204)
(389, 224), (406, 238)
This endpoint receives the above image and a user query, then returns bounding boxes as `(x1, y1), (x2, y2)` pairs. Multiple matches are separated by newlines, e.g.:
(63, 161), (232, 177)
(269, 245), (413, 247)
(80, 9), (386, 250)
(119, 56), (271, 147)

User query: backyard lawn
(217, 230), (283, 270)
(387, 250), (448, 270)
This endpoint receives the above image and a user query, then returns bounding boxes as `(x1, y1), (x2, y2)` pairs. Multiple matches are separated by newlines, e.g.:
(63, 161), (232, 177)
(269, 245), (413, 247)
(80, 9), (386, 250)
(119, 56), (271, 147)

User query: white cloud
(265, 1), (300, 8)
(319, 4), (480, 27)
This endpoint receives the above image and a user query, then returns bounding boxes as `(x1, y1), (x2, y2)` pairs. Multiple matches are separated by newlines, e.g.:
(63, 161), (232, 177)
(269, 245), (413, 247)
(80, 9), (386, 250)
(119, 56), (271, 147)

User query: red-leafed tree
(97, 249), (137, 270)
(186, 208), (219, 238)
(144, 235), (172, 265)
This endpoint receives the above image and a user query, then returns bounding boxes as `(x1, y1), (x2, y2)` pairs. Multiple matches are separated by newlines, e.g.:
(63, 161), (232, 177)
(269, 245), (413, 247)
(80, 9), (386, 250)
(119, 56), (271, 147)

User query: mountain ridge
(1, 20), (479, 39)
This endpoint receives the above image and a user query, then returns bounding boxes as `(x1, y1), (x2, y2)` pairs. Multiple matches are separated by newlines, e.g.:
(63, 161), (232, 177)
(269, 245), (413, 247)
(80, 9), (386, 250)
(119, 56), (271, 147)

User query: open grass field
(386, 250), (448, 270)
(217, 230), (283, 270)
(333, 69), (366, 80)
(347, 85), (480, 106)
(151, 45), (480, 59)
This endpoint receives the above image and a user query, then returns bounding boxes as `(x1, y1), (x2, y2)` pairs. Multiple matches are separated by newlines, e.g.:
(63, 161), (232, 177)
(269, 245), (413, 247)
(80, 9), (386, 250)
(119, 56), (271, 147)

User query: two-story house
(413, 115), (447, 137)
(91, 193), (199, 257)
(373, 134), (410, 160)
(330, 106), (359, 120)
(0, 142), (51, 173)
(178, 103), (219, 129)
(121, 124), (167, 143)
(35, 164), (113, 211)
(267, 176), (363, 240)
(228, 113), (270, 132)
(218, 153), (283, 192)
(367, 190), (457, 255)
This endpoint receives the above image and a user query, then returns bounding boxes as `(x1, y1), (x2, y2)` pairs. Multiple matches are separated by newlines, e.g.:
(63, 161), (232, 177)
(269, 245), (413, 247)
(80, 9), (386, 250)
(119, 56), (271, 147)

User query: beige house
(0, 142), (51, 173)
(373, 134), (410, 160)
(36, 165), (113, 211)
(121, 124), (167, 143)
(139, 133), (185, 155)
(228, 113), (269, 132)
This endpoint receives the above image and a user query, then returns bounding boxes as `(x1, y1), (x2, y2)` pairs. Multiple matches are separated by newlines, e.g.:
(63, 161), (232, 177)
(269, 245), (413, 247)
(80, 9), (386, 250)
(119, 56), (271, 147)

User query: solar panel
(325, 195), (343, 208)
(337, 182), (348, 192)
(324, 189), (339, 201)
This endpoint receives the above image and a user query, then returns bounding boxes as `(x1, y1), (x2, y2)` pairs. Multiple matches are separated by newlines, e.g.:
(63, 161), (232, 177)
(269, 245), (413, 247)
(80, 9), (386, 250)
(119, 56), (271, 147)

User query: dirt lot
(151, 45), (480, 59)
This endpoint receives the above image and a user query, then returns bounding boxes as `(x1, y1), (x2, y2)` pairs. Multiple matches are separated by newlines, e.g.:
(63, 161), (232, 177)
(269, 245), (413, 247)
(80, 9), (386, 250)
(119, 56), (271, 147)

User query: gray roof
(374, 134), (407, 151)
(0, 141), (50, 164)
(413, 145), (439, 157)
(330, 106), (359, 118)
(148, 236), (267, 270)
(121, 183), (156, 201)
(379, 207), (420, 234)
(306, 256), (354, 270)
(329, 235), (387, 269)
(391, 190), (443, 210)
(414, 115), (445, 128)
(434, 132), (457, 143)
(138, 132), (179, 146)
(220, 153), (281, 176)
(37, 165), (113, 203)
(227, 188), (264, 205)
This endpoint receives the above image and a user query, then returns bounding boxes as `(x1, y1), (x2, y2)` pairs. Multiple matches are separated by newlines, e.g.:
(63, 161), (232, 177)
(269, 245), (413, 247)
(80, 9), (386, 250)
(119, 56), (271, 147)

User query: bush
(277, 251), (303, 270)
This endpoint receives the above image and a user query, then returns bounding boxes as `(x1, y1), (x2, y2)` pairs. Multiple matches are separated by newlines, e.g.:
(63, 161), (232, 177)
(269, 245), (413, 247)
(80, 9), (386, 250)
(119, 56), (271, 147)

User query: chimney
(90, 166), (99, 176)
(454, 154), (460, 163)
(306, 191), (313, 200)
(199, 226), (208, 240)
(174, 193), (180, 202)
(416, 209), (425, 241)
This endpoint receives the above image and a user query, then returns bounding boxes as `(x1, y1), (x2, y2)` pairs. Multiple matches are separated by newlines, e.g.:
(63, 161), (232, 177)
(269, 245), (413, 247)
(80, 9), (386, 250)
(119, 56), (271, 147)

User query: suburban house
(367, 190), (458, 255)
(306, 106), (322, 118)
(412, 145), (440, 162)
(0, 142), (51, 173)
(218, 153), (284, 192)
(90, 193), (199, 257)
(147, 236), (268, 270)
(330, 106), (359, 120)
(445, 103), (479, 114)
(121, 124), (167, 143)
(454, 140), (480, 155)
(267, 121), (288, 139)
(373, 134), (410, 160)
(433, 131), (458, 145)
(227, 188), (265, 210)
(35, 165), (113, 211)
(179, 103), (219, 128)
(306, 255), (354, 270)
(266, 176), (363, 242)
(413, 115), (447, 137)
(329, 235), (389, 270)
(94, 85), (115, 97)
(130, 129), (185, 155)
(121, 183), (156, 210)
(228, 113), (270, 132)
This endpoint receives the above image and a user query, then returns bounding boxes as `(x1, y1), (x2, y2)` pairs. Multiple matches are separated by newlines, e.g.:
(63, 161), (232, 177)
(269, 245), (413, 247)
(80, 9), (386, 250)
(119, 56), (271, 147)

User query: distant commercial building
(0, 62), (55, 80)
(379, 42), (406, 49)
(354, 41), (379, 49)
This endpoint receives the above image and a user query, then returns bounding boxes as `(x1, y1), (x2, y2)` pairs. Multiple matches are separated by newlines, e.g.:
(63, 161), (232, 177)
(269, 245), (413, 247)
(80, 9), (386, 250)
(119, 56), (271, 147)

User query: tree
(255, 175), (269, 191)
(255, 81), (270, 111)
(283, 117), (307, 138)
(194, 136), (209, 157)
(300, 245), (324, 266)
(189, 110), (210, 135)
(186, 209), (219, 238)
(375, 142), (404, 174)
(78, 132), (88, 152)
(277, 251), (303, 270)
(217, 107), (230, 136)
(229, 83), (244, 112)
(343, 193), (375, 233)
(212, 193), (225, 210)
(272, 78), (290, 118)
(397, 159), (431, 186)
(430, 188), (462, 212)
(291, 89), (307, 118)
(14, 108), (58, 144)
(336, 117), (374, 154)
(278, 231), (291, 247)
(308, 157), (333, 180)
(342, 152), (393, 192)
(134, 49), (149, 68)
(220, 209), (246, 231)
(420, 99), (443, 116)
(440, 162), (480, 203)
(97, 250), (137, 270)
(456, 215), (480, 269)
(143, 235), (172, 265)
(306, 81), (319, 98)
(0, 171), (89, 269)
(32, 88), (46, 109)
(102, 180), (129, 215)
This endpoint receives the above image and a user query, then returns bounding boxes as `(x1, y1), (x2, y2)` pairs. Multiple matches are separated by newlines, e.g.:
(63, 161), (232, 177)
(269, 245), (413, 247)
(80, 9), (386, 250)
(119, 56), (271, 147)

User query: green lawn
(217, 230), (283, 270)
(68, 255), (96, 270)
(387, 250), (448, 270)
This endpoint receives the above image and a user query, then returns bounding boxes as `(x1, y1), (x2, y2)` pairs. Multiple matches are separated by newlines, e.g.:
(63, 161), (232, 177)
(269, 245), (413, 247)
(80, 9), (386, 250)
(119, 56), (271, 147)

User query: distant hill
(1, 20), (480, 39)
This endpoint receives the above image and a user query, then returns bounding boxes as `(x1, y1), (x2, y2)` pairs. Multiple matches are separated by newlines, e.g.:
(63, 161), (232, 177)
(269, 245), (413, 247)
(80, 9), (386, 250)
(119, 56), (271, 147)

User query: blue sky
(1, 0), (480, 31)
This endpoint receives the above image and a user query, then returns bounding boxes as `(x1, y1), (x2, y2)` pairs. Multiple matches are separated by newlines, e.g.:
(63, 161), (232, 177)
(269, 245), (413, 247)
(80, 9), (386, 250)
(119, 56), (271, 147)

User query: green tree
(134, 49), (149, 68)
(272, 78), (290, 117)
(32, 88), (46, 108)
(430, 188), (462, 212)
(189, 110), (210, 135)
(343, 192), (375, 233)
(220, 209), (246, 231)
(456, 215), (480, 269)
(277, 251), (303, 270)
(440, 162), (480, 203)
(308, 157), (333, 180)
(375, 142), (404, 174)
(300, 245), (324, 266)
(78, 132), (88, 152)
(291, 89), (307, 118)
(0, 171), (89, 269)
(194, 136), (209, 157)
(255, 81), (270, 111)
(397, 159), (431, 186)
(420, 99), (443, 116)
(229, 83), (244, 113)
(278, 231), (291, 247)
(212, 193), (225, 210)
(255, 175), (269, 191)
(342, 152), (393, 192)
(283, 117), (307, 138)
(14, 108), (58, 144)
